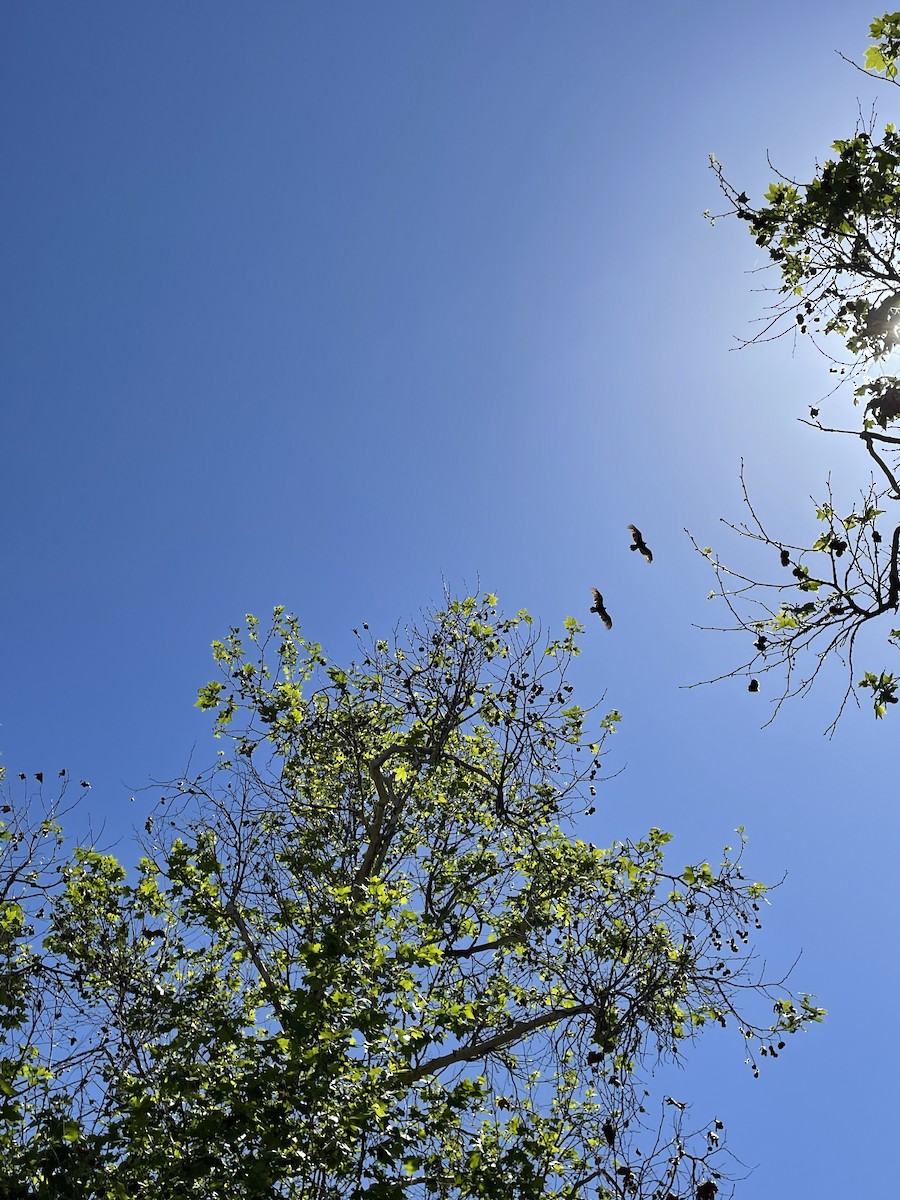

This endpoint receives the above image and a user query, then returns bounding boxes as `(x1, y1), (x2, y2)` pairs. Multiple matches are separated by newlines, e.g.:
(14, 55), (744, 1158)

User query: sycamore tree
(0, 595), (823, 1200)
(698, 13), (900, 730)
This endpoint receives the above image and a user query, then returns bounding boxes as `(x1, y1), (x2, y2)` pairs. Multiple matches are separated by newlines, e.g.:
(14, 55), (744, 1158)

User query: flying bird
(627, 524), (653, 563)
(590, 589), (612, 630)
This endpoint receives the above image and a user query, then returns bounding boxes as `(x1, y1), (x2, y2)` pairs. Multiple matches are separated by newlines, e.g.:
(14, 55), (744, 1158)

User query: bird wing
(628, 524), (653, 561)
(591, 589), (612, 629)
(628, 525), (652, 561)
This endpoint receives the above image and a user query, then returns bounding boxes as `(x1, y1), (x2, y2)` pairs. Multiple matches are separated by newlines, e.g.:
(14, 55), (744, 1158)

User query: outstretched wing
(628, 524), (653, 563)
(590, 588), (612, 630)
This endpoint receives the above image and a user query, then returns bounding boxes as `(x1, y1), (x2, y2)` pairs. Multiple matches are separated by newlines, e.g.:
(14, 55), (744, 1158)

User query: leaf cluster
(0, 597), (822, 1198)
(699, 16), (900, 727)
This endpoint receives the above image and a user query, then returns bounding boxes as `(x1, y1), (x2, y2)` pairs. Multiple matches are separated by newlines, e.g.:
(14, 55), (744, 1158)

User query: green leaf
(195, 680), (224, 709)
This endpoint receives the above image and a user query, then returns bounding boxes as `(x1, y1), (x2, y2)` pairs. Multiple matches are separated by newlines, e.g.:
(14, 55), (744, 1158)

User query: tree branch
(398, 1003), (592, 1085)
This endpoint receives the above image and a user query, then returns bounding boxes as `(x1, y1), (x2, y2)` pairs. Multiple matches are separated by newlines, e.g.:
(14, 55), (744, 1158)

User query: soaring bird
(590, 589), (612, 630)
(627, 524), (653, 563)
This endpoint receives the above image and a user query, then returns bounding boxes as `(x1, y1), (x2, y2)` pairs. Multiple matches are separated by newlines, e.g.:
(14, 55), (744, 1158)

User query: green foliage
(866, 12), (900, 78)
(859, 668), (900, 715)
(700, 16), (900, 728)
(0, 596), (820, 1197)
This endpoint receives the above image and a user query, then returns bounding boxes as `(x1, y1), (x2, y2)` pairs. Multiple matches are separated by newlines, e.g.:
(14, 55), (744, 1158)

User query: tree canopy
(0, 595), (822, 1199)
(701, 12), (900, 729)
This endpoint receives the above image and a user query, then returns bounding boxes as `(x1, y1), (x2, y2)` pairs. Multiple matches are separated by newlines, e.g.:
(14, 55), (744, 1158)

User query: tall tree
(700, 13), (900, 730)
(0, 595), (822, 1199)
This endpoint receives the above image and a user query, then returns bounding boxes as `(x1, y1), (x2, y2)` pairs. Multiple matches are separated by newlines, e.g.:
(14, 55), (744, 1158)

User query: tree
(0, 595), (822, 1199)
(699, 13), (900, 730)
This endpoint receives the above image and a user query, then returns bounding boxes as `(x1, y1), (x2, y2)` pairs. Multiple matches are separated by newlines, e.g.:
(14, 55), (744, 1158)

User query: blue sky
(1, 2), (892, 1195)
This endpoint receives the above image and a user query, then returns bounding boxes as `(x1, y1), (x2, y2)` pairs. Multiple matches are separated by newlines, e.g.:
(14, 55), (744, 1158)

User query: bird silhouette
(590, 589), (612, 630)
(627, 524), (653, 563)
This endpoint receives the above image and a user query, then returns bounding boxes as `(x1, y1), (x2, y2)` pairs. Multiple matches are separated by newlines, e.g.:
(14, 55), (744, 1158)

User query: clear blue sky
(1, 3), (891, 1196)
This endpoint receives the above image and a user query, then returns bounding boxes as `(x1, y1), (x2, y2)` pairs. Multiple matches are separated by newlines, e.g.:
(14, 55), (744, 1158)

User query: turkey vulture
(627, 524), (653, 563)
(590, 589), (612, 630)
